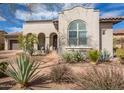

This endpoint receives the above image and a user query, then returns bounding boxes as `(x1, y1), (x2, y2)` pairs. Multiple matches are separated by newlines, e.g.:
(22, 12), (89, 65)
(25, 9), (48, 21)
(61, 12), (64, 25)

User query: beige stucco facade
(58, 7), (100, 54)
(22, 21), (58, 50)
(5, 6), (124, 56)
(100, 23), (113, 56)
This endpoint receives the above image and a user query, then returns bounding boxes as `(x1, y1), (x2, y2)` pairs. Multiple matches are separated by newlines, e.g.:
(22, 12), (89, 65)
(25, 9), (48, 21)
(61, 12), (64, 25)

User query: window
(68, 20), (87, 46)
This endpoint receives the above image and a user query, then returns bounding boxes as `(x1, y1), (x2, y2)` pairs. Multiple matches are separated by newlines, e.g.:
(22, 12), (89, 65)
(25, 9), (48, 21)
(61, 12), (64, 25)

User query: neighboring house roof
(4, 32), (22, 37)
(113, 29), (124, 35)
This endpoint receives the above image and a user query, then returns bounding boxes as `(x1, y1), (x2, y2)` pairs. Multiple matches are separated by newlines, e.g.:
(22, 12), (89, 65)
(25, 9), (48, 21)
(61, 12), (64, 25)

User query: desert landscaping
(0, 49), (124, 90)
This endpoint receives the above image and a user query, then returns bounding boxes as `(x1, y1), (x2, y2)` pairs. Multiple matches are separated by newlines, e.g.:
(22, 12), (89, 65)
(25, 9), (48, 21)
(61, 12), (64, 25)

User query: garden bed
(0, 51), (124, 90)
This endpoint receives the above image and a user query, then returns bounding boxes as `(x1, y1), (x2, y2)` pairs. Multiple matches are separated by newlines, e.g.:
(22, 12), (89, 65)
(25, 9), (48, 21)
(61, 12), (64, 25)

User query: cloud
(15, 3), (96, 21)
(0, 16), (6, 21)
(62, 3), (96, 10)
(29, 11), (58, 20)
(15, 10), (30, 21)
(7, 27), (22, 32)
(101, 10), (124, 17)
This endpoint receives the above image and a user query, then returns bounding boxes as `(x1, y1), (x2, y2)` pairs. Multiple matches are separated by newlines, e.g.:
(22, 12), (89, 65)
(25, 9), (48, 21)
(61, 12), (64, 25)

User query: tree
(18, 33), (38, 56)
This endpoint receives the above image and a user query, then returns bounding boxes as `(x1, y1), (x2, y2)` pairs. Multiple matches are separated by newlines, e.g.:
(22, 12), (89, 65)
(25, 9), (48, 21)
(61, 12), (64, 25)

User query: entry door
(53, 35), (57, 50)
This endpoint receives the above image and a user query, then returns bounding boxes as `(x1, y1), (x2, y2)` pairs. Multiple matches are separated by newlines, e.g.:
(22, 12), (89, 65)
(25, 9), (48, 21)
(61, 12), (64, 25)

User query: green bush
(4, 54), (40, 88)
(98, 50), (111, 63)
(116, 48), (124, 59)
(18, 33), (38, 56)
(0, 62), (8, 78)
(76, 66), (124, 89)
(116, 48), (124, 64)
(50, 64), (74, 83)
(72, 51), (83, 63)
(88, 50), (100, 63)
(62, 52), (73, 63)
(62, 51), (84, 63)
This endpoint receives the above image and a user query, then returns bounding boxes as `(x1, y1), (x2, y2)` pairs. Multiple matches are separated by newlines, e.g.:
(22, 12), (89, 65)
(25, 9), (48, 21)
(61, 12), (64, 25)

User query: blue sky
(0, 3), (124, 33)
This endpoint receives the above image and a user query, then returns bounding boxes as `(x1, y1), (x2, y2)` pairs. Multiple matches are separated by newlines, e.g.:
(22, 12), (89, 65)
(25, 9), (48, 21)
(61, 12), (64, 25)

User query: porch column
(45, 37), (49, 50)
(4, 38), (8, 50)
(34, 43), (38, 50)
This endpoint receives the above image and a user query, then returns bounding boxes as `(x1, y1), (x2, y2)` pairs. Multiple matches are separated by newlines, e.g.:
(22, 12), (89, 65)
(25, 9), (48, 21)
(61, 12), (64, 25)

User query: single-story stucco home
(113, 29), (124, 48)
(4, 6), (124, 56)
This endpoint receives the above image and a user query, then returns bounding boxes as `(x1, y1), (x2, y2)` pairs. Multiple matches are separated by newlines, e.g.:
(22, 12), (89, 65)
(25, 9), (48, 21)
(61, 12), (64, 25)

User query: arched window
(68, 20), (87, 46)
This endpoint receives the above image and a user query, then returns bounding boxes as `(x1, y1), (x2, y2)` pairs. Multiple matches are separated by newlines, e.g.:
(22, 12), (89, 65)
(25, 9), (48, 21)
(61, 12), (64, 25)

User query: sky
(0, 3), (124, 33)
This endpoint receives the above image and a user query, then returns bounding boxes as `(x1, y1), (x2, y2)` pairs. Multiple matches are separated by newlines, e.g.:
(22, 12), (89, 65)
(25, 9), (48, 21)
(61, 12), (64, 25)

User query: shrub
(18, 33), (38, 56)
(88, 50), (100, 63)
(62, 52), (73, 63)
(116, 48), (124, 59)
(50, 64), (74, 83)
(116, 48), (124, 64)
(72, 51), (83, 63)
(4, 54), (40, 88)
(76, 66), (124, 89)
(0, 62), (8, 78)
(62, 51), (84, 63)
(98, 50), (111, 63)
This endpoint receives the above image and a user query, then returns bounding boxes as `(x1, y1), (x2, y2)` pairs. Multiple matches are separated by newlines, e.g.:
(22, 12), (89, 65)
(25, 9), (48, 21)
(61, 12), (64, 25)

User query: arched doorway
(50, 33), (58, 50)
(38, 33), (45, 50)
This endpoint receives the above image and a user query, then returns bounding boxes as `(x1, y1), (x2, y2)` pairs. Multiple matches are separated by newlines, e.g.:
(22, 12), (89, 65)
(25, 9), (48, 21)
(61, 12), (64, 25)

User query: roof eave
(100, 17), (124, 24)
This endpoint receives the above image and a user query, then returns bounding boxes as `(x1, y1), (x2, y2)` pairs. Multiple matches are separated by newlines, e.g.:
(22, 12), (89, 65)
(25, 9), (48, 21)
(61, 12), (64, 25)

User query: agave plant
(0, 62), (8, 78)
(5, 54), (40, 88)
(99, 50), (111, 63)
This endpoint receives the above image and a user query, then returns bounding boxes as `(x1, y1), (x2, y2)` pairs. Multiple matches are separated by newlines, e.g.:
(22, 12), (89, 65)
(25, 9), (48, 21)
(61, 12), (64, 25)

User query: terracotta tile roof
(113, 29), (124, 35)
(100, 16), (124, 24)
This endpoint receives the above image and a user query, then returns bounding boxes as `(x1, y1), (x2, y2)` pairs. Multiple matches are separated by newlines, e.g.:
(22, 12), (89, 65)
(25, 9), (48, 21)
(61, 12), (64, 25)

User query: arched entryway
(38, 33), (45, 50)
(50, 33), (58, 50)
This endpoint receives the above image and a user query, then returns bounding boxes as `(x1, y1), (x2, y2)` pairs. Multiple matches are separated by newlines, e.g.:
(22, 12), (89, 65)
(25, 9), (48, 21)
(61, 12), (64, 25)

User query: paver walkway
(37, 51), (60, 75)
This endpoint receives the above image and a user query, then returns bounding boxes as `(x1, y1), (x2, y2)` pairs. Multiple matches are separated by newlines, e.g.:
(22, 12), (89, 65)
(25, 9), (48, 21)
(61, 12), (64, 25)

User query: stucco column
(4, 38), (8, 50)
(34, 43), (38, 50)
(45, 37), (49, 50)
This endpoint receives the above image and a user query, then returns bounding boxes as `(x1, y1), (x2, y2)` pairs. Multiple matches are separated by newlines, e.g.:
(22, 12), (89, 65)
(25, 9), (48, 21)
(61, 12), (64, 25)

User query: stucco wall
(22, 21), (58, 36)
(100, 23), (113, 56)
(58, 7), (100, 53)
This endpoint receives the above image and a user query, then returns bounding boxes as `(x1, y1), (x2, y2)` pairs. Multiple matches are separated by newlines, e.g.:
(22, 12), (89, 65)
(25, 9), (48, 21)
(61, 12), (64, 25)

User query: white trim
(68, 20), (87, 46)
(66, 46), (92, 49)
